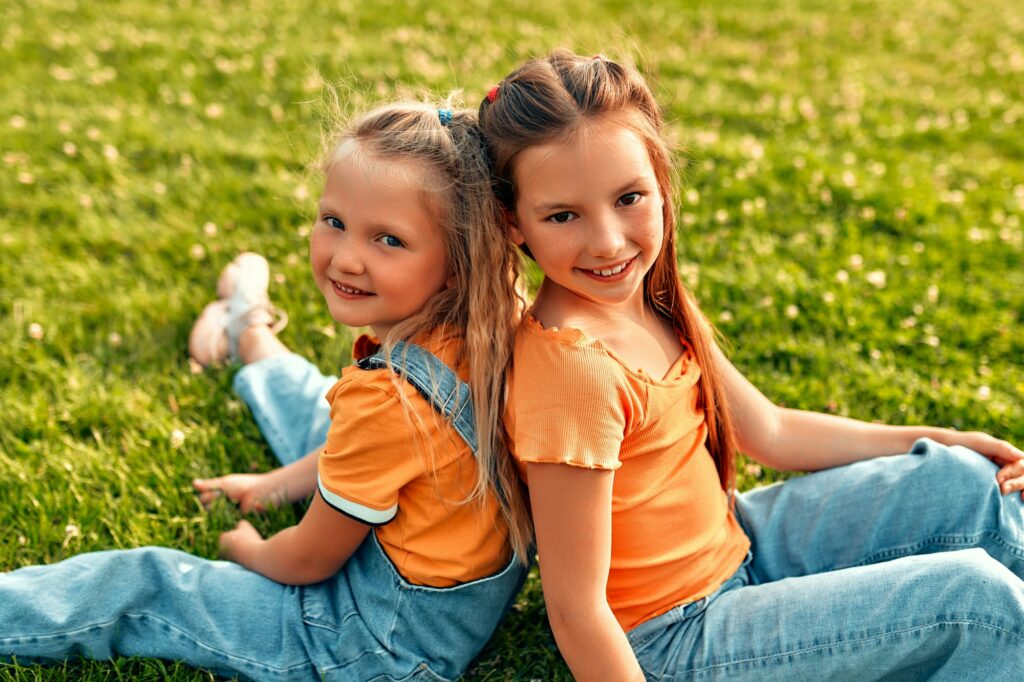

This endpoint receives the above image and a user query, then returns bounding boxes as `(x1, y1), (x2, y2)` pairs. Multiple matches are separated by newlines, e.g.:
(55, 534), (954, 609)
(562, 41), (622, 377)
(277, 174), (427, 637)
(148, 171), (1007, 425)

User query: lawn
(1, 0), (1022, 679)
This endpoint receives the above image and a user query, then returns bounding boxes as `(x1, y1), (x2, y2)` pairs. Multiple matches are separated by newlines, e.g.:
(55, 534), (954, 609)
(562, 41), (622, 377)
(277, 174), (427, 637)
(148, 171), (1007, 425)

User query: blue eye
(618, 192), (641, 206)
(380, 234), (403, 248)
(547, 211), (575, 224)
(325, 216), (344, 230)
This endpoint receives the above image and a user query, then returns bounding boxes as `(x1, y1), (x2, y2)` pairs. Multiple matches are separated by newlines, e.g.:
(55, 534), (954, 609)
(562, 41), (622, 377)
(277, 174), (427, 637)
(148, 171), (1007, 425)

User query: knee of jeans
(935, 549), (1024, 612)
(913, 438), (997, 493)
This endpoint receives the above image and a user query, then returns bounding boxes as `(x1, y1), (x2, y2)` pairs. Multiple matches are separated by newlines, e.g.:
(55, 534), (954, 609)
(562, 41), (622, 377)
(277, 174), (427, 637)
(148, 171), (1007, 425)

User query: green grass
(2, 0), (1023, 679)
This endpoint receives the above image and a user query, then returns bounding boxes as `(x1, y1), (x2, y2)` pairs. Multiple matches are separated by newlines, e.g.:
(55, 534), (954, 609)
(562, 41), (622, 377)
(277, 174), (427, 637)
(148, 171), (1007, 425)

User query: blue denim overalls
(1, 344), (527, 681)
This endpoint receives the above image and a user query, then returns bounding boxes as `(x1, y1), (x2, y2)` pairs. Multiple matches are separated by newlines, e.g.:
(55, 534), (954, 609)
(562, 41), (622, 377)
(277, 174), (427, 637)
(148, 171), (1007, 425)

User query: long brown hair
(478, 50), (738, 493)
(320, 100), (533, 560)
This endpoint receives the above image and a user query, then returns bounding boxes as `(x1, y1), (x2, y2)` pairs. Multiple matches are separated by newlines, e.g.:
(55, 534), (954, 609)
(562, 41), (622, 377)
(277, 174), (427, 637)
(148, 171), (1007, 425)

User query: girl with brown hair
(480, 49), (1024, 680)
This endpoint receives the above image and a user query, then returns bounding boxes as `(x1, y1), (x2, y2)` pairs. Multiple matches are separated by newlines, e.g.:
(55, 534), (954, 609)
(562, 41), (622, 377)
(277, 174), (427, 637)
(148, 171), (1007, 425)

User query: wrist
(913, 426), (955, 447)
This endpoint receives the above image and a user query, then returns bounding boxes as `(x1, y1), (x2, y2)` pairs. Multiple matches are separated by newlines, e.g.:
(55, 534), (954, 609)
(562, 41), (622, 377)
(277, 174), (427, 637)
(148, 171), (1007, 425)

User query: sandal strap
(225, 299), (288, 359)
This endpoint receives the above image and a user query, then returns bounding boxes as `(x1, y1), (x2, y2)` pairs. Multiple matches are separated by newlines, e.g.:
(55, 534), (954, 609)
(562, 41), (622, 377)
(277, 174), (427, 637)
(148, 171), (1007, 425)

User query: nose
(330, 241), (365, 275)
(587, 210), (627, 258)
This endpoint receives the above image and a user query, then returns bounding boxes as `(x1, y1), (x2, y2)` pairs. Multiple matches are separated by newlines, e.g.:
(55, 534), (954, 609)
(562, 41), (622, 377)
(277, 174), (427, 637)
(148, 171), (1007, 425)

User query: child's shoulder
(330, 333), (467, 406)
(515, 313), (630, 386)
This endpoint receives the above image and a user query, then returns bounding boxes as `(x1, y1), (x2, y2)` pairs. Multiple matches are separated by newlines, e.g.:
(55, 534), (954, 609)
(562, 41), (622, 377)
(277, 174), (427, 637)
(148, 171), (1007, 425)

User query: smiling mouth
(331, 280), (374, 297)
(579, 256), (637, 279)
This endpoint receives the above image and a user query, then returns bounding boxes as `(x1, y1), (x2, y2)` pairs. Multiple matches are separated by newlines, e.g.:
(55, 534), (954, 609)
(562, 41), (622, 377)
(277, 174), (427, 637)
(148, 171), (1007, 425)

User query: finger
(996, 460), (1024, 485)
(999, 474), (1024, 495)
(992, 440), (1024, 465)
(192, 477), (223, 492)
(196, 490), (220, 508)
(217, 531), (236, 558)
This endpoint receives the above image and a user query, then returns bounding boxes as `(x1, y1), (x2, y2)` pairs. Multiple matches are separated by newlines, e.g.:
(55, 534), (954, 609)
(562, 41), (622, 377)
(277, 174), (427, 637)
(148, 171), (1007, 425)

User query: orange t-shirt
(507, 315), (750, 631)
(317, 334), (511, 587)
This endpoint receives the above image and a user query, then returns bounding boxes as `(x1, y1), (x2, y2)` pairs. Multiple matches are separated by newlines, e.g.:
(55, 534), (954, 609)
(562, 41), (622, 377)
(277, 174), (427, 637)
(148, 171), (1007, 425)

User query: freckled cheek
(635, 210), (665, 250)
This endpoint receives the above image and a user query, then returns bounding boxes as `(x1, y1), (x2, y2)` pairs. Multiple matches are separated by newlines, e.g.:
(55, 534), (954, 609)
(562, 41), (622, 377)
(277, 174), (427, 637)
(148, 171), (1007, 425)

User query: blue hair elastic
(437, 108), (453, 126)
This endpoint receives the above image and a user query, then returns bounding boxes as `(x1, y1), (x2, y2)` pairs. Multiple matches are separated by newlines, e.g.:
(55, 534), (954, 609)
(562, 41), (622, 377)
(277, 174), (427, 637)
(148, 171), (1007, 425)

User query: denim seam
(302, 608), (365, 634)
(841, 531), (1024, 572)
(0, 612), (313, 675)
(315, 646), (393, 675)
(668, 619), (1024, 679)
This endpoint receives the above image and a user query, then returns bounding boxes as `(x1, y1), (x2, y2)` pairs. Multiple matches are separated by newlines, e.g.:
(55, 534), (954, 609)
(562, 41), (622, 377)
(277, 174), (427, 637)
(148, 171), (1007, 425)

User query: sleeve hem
(317, 477), (397, 526)
(516, 456), (622, 472)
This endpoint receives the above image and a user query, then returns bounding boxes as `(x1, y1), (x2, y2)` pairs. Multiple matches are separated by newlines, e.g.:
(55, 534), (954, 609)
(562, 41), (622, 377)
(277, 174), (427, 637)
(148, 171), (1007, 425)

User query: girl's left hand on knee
(941, 430), (1022, 464)
(945, 431), (1024, 497)
(995, 458), (1024, 498)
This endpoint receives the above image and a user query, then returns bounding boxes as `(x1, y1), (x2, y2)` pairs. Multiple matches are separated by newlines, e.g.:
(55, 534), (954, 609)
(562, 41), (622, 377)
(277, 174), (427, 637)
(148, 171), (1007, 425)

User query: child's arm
(218, 493), (369, 584)
(527, 462), (645, 682)
(713, 343), (1024, 480)
(193, 442), (323, 512)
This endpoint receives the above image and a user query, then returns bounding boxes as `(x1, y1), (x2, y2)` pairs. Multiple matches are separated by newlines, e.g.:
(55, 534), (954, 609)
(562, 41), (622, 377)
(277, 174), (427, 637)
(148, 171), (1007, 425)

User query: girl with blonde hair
(1, 101), (531, 682)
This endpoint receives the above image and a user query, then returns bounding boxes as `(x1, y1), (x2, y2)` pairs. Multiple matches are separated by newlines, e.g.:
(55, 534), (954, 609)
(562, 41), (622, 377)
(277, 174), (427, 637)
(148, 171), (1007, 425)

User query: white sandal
(188, 253), (287, 367)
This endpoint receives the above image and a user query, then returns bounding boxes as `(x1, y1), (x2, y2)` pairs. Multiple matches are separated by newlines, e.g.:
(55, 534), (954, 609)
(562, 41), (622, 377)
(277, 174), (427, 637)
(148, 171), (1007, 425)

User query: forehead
(322, 145), (448, 229)
(322, 141), (446, 219)
(512, 117), (655, 197)
(325, 139), (433, 192)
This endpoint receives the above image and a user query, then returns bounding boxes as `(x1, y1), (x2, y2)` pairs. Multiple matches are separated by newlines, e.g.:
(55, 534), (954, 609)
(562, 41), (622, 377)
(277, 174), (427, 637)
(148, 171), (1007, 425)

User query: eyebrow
(530, 176), (653, 214)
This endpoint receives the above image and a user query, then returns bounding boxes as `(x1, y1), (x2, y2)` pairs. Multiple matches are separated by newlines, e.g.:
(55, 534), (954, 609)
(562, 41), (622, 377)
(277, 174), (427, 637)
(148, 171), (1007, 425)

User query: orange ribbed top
(507, 315), (750, 631)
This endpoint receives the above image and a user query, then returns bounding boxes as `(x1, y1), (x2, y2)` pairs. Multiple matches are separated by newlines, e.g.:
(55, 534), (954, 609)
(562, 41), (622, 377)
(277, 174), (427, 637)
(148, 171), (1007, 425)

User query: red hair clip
(486, 85), (500, 103)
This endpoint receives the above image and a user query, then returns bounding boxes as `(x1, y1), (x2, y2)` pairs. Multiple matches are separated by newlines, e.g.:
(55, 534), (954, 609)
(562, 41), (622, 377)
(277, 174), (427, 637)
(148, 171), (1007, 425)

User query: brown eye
(617, 192), (641, 206)
(547, 211), (575, 224)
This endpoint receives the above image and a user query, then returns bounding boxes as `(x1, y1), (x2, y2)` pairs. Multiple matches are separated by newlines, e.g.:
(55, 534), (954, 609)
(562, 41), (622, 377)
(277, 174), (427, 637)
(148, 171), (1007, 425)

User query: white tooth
(601, 268), (613, 276)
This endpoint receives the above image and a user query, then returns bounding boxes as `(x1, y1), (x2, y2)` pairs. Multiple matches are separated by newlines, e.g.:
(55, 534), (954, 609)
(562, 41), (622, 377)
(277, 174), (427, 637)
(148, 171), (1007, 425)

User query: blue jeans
(0, 354), (526, 681)
(629, 439), (1024, 680)
(231, 353), (336, 465)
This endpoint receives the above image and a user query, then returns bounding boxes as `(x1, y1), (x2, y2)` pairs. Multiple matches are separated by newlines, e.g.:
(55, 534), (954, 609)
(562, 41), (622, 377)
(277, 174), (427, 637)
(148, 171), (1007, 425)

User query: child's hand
(996, 459), (1024, 498)
(193, 474), (283, 513)
(218, 519), (262, 562)
(940, 431), (1024, 496)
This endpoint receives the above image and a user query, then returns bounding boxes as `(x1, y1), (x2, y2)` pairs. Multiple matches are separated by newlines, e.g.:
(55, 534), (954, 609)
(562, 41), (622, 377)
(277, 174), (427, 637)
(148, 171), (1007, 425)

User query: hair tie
(437, 108), (453, 126)
(486, 85), (500, 103)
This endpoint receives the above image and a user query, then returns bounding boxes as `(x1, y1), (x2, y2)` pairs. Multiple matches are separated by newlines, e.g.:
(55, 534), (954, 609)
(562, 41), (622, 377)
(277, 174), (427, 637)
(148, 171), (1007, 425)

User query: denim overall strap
(356, 340), (477, 452)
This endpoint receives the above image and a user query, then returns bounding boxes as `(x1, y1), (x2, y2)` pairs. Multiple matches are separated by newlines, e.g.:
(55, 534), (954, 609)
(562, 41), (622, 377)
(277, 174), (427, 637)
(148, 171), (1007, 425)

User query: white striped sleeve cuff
(317, 474), (398, 526)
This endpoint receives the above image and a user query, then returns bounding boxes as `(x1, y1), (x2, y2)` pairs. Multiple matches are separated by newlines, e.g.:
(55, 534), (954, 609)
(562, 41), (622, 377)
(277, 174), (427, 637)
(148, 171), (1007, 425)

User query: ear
(503, 207), (527, 246)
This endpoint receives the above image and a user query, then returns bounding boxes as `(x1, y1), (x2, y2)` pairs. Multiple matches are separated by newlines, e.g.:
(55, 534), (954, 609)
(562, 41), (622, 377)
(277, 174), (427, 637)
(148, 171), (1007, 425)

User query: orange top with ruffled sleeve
(507, 315), (750, 631)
